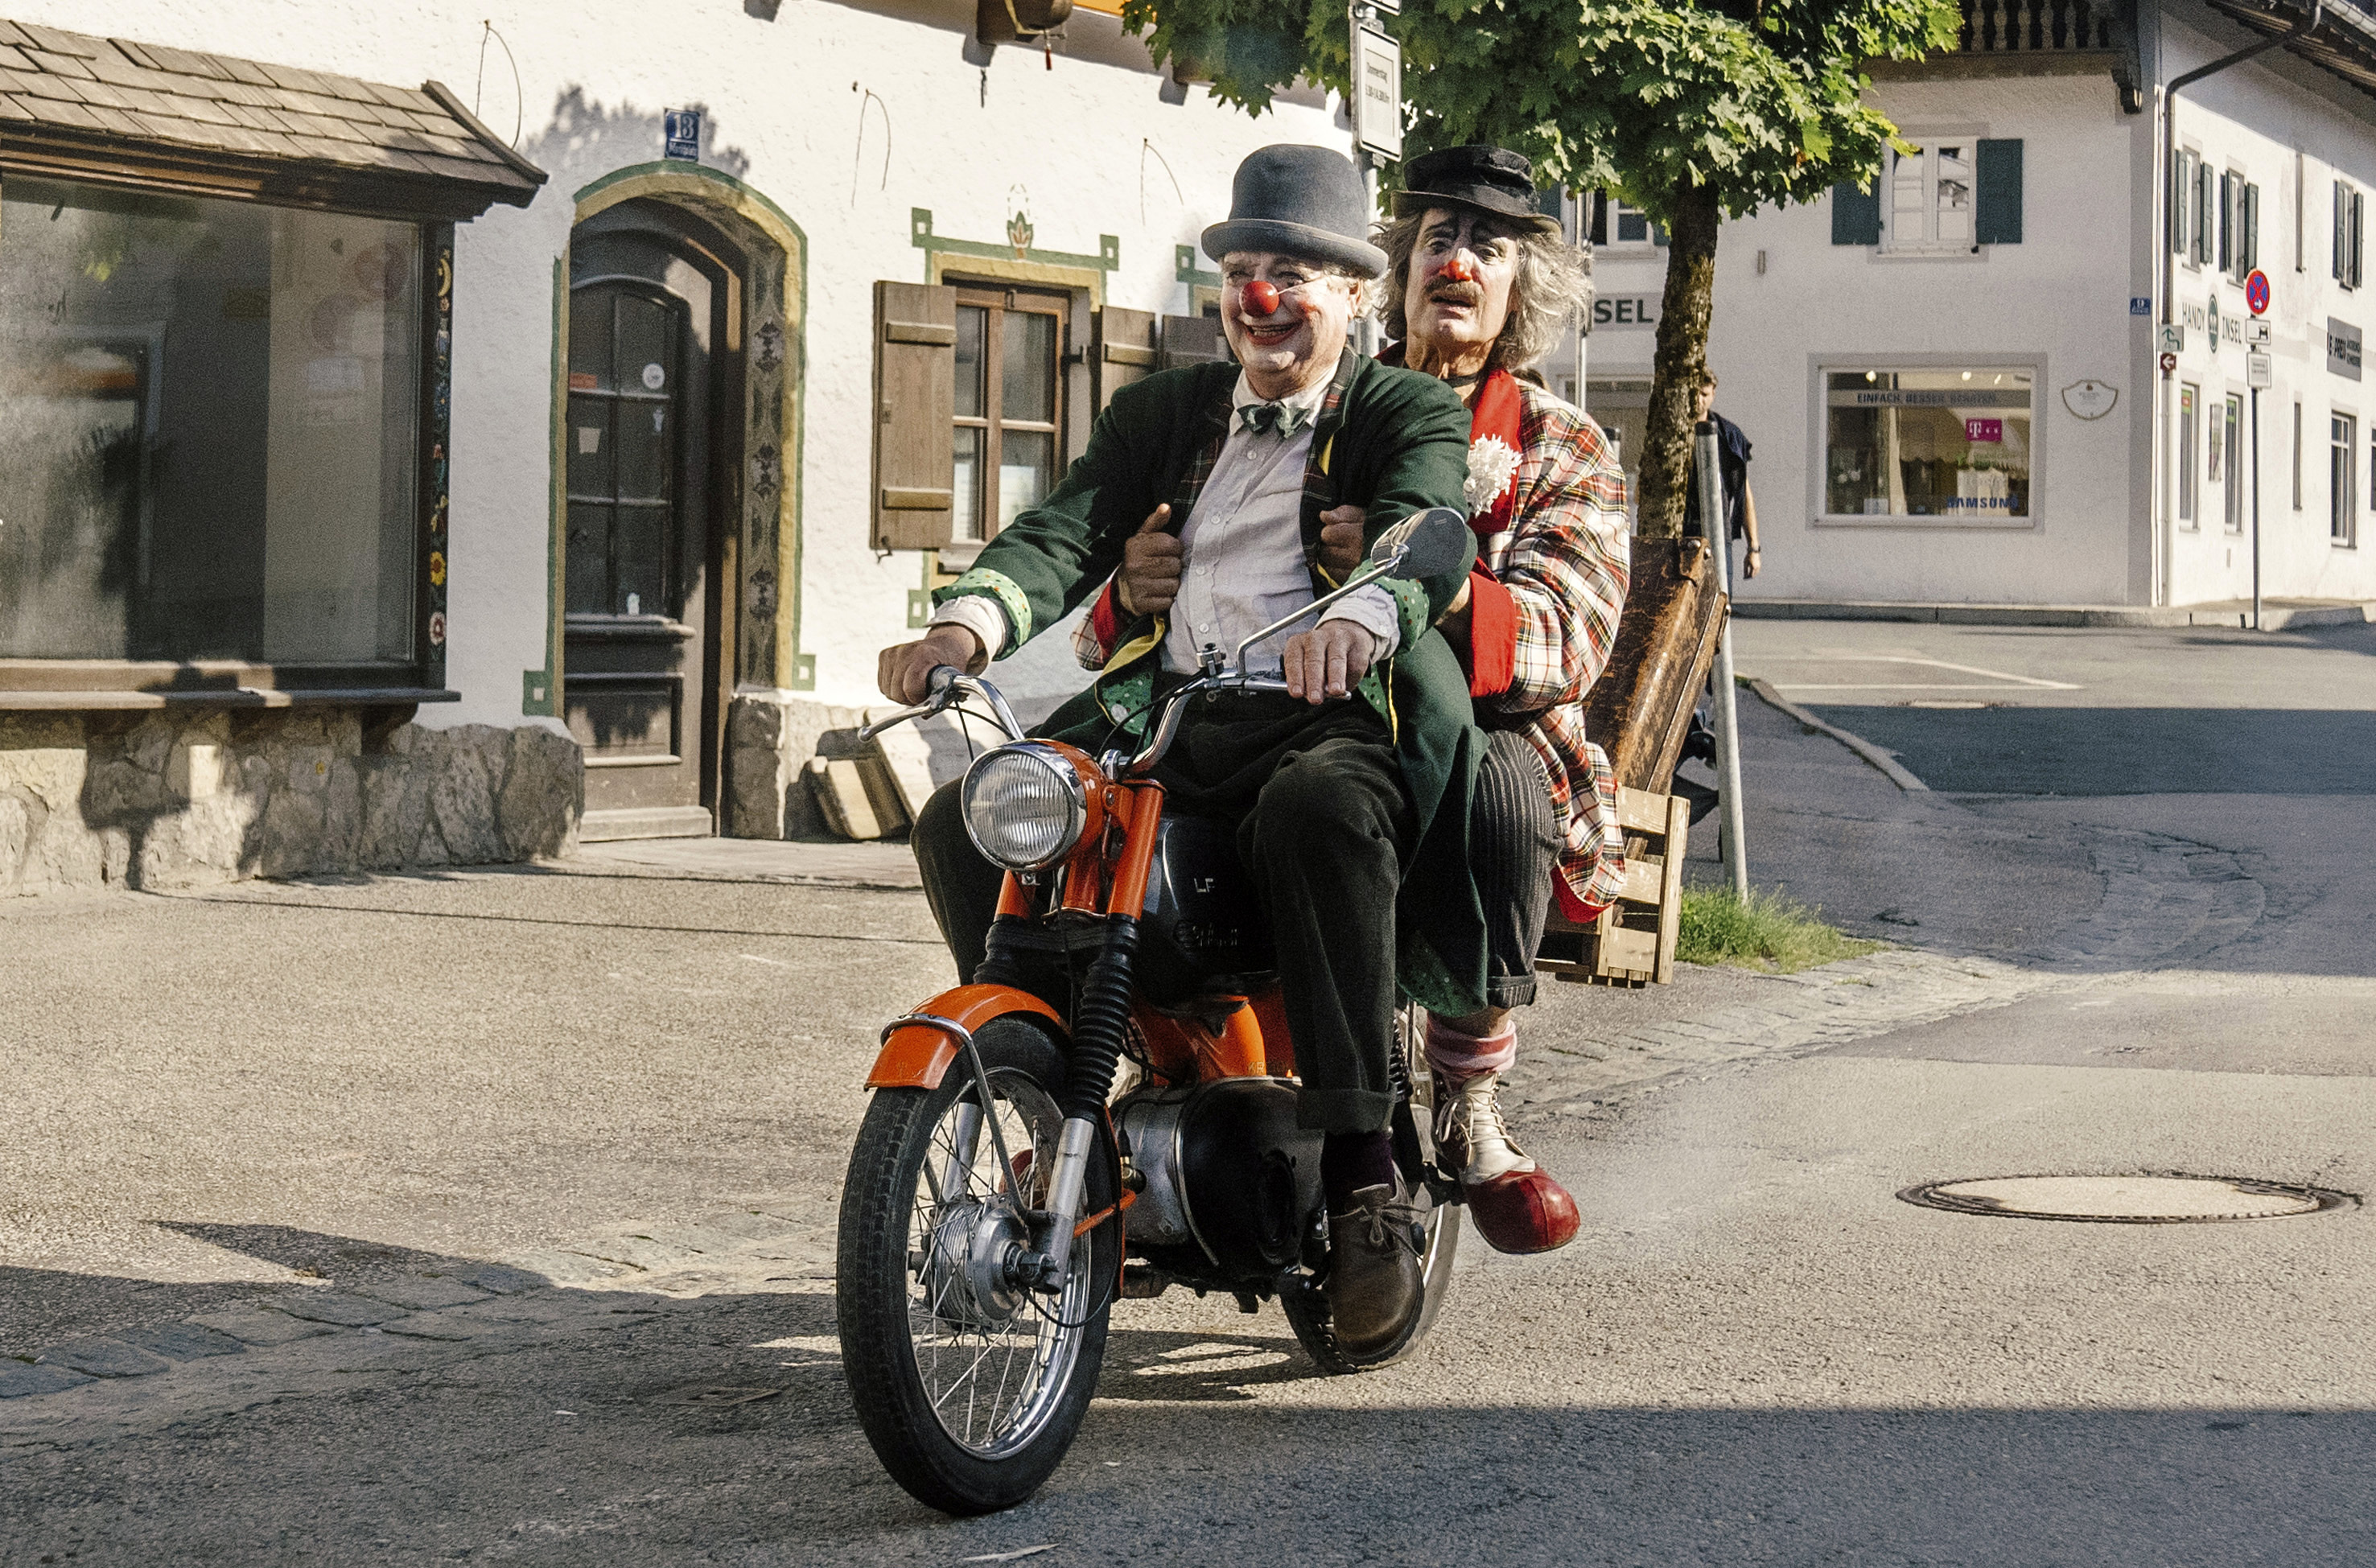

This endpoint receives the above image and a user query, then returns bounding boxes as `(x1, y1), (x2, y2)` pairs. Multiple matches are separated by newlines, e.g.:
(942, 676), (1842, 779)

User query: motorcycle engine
(1115, 1079), (1323, 1281)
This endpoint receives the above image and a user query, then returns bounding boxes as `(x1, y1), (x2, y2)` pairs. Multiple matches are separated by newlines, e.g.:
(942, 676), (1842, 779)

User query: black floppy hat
(1201, 144), (1390, 278)
(1394, 145), (1561, 233)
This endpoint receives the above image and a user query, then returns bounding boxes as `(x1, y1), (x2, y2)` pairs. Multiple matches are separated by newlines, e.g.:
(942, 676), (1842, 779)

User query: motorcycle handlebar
(859, 665), (1027, 746)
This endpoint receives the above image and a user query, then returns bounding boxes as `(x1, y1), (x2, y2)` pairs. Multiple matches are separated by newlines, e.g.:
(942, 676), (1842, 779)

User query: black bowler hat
(1201, 145), (1389, 278)
(1394, 145), (1561, 233)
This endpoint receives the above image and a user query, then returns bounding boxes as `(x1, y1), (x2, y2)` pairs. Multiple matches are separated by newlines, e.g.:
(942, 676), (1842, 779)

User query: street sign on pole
(2246, 319), (2271, 344)
(2158, 323), (2184, 354)
(1351, 23), (1401, 160)
(2247, 351), (2273, 389)
(2246, 268), (2271, 315)
(2160, 351), (2179, 374)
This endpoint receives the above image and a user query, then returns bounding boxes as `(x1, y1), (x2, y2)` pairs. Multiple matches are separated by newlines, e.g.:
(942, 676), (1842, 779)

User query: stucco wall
(19, 0), (1340, 723)
(2152, 6), (2376, 608)
(1590, 73), (2147, 607)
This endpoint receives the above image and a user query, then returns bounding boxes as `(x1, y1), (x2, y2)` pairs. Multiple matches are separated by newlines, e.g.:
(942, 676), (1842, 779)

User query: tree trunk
(1635, 181), (1723, 540)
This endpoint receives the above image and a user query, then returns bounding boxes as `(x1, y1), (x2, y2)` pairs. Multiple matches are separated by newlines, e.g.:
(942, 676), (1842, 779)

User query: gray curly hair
(1374, 207), (1593, 372)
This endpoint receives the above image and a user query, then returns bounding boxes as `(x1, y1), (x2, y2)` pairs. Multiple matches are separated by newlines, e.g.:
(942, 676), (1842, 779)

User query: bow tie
(1236, 401), (1310, 437)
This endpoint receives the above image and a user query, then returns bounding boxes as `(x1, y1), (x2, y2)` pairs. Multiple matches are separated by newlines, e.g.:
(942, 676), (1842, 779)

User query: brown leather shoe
(1326, 1178), (1423, 1358)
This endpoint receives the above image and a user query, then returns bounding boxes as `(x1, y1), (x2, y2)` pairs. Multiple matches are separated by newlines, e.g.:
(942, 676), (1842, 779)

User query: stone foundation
(0, 709), (583, 894)
(725, 691), (868, 840)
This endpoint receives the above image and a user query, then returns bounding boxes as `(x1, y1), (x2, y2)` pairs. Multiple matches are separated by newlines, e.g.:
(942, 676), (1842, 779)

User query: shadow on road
(1809, 706), (2376, 796)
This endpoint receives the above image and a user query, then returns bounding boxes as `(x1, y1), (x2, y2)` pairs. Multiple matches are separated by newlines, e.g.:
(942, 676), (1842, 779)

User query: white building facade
(1579, 0), (2376, 613)
(0, 0), (1340, 886)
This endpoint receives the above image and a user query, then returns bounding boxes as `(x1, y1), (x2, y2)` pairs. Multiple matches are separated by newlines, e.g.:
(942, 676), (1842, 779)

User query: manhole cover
(1899, 1175), (2353, 1224)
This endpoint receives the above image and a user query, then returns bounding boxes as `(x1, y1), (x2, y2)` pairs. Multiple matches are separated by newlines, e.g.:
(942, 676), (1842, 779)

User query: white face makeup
(1218, 251), (1361, 400)
(1403, 207), (1519, 367)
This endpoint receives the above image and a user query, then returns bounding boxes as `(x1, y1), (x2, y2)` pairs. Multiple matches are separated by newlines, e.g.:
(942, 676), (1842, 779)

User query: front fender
(866, 983), (1069, 1090)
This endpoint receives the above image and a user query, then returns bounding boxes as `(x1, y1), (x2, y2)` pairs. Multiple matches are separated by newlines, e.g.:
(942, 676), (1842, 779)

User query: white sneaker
(1433, 1068), (1534, 1185)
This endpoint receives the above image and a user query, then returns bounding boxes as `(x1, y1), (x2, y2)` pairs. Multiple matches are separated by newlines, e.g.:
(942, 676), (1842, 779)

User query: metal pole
(1350, 2), (1382, 359)
(2251, 385), (2263, 630)
(1695, 420), (1748, 898)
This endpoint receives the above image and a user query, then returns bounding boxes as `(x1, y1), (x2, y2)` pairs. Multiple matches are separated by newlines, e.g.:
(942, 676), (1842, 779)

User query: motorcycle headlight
(961, 743), (1088, 871)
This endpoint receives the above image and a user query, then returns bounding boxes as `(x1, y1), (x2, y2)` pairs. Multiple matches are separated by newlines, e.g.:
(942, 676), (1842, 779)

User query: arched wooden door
(565, 204), (735, 839)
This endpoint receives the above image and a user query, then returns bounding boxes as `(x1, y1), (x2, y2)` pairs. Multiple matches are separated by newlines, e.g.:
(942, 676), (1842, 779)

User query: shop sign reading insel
(2329, 317), (2363, 381)
(1591, 294), (1661, 331)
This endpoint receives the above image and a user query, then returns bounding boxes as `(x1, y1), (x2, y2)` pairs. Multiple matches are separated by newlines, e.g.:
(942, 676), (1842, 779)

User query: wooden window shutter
(1830, 179), (1880, 246)
(2243, 182), (2260, 274)
(871, 280), (957, 550)
(1090, 307), (1157, 411)
(1587, 192), (1609, 246)
(1975, 140), (2024, 246)
(1157, 314), (1233, 370)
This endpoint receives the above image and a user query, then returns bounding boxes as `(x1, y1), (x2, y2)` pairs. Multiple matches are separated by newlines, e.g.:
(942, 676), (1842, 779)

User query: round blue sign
(2246, 269), (2271, 316)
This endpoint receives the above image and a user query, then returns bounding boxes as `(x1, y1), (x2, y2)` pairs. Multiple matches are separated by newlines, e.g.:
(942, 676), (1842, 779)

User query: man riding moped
(1078, 146), (1633, 1254)
(876, 145), (1484, 1354)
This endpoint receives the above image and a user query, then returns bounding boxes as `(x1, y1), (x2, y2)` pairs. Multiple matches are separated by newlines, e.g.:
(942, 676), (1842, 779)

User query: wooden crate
(1537, 786), (1691, 987)
(1534, 536), (1728, 987)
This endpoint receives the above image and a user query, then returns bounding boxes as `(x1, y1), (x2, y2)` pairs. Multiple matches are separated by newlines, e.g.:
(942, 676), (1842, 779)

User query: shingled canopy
(0, 17), (545, 220)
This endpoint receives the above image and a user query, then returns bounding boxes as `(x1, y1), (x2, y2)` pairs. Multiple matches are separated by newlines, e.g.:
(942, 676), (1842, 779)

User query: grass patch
(1675, 886), (1884, 973)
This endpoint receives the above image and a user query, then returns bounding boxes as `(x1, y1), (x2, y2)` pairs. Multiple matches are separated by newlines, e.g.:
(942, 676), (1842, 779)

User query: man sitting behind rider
(1079, 146), (1631, 1256)
(877, 146), (1484, 1356)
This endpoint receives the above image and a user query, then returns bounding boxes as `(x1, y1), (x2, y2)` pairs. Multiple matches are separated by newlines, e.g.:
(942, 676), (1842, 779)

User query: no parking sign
(2246, 269), (2271, 316)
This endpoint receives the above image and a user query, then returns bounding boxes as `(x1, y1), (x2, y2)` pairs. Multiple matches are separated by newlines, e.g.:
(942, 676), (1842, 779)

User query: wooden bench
(1534, 537), (1727, 987)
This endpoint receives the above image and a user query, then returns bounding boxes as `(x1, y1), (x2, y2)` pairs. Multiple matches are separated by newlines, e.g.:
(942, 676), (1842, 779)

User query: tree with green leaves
(1118, 0), (1958, 536)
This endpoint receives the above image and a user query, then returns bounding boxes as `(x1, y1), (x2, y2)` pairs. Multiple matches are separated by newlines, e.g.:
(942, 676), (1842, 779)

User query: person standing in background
(1686, 370), (1761, 579)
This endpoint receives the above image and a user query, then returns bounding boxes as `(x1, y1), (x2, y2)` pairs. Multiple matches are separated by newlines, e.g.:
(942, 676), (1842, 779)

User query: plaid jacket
(1077, 377), (1632, 915)
(1474, 381), (1632, 916)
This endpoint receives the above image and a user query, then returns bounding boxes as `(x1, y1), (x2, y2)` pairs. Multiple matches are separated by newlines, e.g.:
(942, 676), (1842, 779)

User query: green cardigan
(933, 348), (1489, 1018)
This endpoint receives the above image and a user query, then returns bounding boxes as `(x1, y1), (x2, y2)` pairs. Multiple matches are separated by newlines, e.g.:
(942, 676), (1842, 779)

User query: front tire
(836, 1018), (1118, 1514)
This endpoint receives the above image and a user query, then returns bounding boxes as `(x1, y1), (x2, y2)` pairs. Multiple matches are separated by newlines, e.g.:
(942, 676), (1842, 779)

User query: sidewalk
(1734, 595), (2375, 631)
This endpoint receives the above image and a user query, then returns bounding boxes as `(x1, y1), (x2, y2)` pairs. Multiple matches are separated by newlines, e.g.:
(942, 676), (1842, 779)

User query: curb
(1732, 599), (2375, 631)
(1742, 677), (1930, 793)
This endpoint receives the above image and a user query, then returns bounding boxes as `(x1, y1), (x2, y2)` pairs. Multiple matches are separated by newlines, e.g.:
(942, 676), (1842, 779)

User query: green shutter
(1832, 179), (1880, 245)
(1975, 139), (2024, 245)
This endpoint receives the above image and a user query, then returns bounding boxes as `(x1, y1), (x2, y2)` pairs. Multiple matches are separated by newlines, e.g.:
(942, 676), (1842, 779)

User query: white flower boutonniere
(1464, 434), (1520, 516)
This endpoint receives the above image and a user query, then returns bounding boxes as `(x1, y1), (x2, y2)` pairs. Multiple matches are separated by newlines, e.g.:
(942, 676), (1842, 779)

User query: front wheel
(836, 1017), (1118, 1515)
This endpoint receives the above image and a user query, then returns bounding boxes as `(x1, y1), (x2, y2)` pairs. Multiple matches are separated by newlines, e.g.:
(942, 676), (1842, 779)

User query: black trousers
(1472, 729), (1560, 1011)
(912, 693), (1414, 1135)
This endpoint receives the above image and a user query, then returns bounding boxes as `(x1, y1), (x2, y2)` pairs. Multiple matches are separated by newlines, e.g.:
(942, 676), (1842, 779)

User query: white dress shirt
(932, 369), (1400, 676)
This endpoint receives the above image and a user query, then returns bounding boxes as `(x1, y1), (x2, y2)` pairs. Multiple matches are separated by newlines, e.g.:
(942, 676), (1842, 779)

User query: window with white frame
(2332, 413), (2357, 545)
(1588, 192), (1664, 249)
(2222, 393), (2245, 532)
(2179, 384), (2199, 527)
(2335, 180), (2365, 290)
(1886, 143), (1975, 253)
(1823, 368), (2032, 521)
(2222, 172), (2259, 278)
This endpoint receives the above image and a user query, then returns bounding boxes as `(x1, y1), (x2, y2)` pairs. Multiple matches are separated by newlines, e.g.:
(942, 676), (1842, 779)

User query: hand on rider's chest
(1162, 372), (1398, 675)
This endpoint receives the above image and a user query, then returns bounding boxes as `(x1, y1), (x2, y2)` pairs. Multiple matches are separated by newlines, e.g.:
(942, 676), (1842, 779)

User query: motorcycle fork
(1028, 779), (1164, 1291)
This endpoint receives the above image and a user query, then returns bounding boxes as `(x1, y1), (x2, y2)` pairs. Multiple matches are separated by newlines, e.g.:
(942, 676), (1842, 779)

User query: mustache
(1426, 282), (1483, 307)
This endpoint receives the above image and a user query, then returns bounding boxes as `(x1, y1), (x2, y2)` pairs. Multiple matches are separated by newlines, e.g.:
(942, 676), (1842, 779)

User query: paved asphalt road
(3, 620), (2373, 1565)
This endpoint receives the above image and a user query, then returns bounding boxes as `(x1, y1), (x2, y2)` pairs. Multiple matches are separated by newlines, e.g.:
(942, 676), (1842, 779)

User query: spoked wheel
(1283, 1002), (1462, 1373)
(836, 1018), (1118, 1515)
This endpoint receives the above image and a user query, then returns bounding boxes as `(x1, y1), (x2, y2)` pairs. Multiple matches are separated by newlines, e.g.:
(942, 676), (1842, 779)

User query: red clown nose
(1241, 278), (1282, 317)
(1444, 255), (1478, 284)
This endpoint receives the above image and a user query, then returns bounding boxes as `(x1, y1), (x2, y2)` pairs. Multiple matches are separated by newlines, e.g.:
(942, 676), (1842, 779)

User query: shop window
(2179, 385), (2199, 527)
(1822, 368), (2032, 522)
(0, 177), (422, 666)
(2331, 413), (2356, 545)
(2221, 393), (2246, 532)
(950, 283), (1069, 546)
